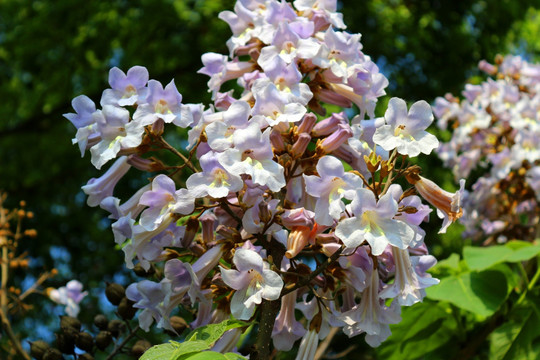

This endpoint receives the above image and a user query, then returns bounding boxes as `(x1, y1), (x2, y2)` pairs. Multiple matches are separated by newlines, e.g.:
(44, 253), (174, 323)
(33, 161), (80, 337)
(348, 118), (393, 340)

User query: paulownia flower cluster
(434, 55), (540, 244)
(65, 0), (462, 357)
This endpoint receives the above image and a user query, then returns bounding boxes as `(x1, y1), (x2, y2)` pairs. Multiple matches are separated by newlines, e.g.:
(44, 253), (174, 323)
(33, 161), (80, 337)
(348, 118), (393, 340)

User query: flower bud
(151, 118), (165, 136)
(311, 113), (346, 137)
(93, 314), (108, 331)
(79, 354), (94, 360)
(296, 113), (317, 134)
(317, 124), (353, 153)
(42, 348), (63, 360)
(30, 340), (50, 360)
(131, 340), (152, 358)
(105, 283), (125, 306)
(118, 297), (137, 320)
(76, 332), (94, 353)
(200, 212), (217, 244)
(478, 60), (497, 75)
(127, 155), (164, 172)
(291, 133), (311, 158)
(270, 129), (286, 153)
(96, 331), (113, 351)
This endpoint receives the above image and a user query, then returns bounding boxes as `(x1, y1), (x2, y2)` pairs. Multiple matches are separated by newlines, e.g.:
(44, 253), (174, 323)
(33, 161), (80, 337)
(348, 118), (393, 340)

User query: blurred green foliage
(0, 0), (539, 356)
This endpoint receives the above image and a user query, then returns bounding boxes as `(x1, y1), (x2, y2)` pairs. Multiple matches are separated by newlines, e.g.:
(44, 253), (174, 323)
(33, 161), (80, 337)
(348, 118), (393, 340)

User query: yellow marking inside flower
(394, 124), (415, 140)
(124, 85), (136, 98)
(155, 99), (171, 114)
(361, 210), (384, 235)
(210, 168), (231, 188)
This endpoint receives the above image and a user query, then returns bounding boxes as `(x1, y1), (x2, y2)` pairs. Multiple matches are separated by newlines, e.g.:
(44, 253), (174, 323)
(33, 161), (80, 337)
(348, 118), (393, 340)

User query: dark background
(1, 0), (539, 357)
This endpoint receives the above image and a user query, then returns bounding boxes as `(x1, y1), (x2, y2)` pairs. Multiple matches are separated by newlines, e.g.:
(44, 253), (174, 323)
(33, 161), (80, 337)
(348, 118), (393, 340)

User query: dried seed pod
(42, 348), (63, 360)
(107, 319), (126, 338)
(93, 314), (109, 330)
(105, 283), (126, 306)
(133, 263), (155, 277)
(60, 316), (81, 332)
(131, 340), (152, 358)
(75, 332), (94, 353)
(30, 340), (50, 360)
(56, 333), (74, 354)
(95, 331), (112, 351)
(118, 297), (137, 320)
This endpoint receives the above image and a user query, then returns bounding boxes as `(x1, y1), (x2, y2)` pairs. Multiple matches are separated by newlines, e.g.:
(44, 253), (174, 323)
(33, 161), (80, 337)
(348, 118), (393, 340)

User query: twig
(0, 308), (31, 360)
(158, 136), (198, 173)
(281, 247), (343, 296)
(105, 325), (140, 360)
(314, 326), (339, 360)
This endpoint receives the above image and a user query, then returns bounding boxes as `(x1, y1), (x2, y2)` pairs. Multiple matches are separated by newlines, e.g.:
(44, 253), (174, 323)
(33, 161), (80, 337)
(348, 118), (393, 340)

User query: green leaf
(489, 306), (540, 360)
(426, 269), (509, 317)
(377, 301), (459, 359)
(185, 319), (249, 346)
(179, 351), (229, 360)
(463, 242), (540, 271)
(140, 341), (208, 360)
(224, 352), (248, 360)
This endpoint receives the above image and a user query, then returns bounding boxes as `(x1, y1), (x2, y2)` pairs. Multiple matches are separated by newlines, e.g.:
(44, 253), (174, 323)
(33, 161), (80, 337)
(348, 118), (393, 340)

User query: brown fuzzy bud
(75, 332), (94, 353)
(93, 314), (109, 331)
(42, 348), (63, 360)
(131, 340), (152, 358)
(79, 354), (94, 360)
(170, 316), (188, 334)
(30, 340), (50, 360)
(107, 319), (125, 338)
(105, 283), (125, 306)
(95, 331), (112, 351)
(118, 297), (137, 320)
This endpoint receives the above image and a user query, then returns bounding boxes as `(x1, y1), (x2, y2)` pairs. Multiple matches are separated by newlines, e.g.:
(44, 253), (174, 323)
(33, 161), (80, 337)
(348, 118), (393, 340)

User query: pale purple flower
(219, 248), (283, 320)
(186, 151), (243, 198)
(126, 280), (168, 331)
(251, 79), (307, 127)
(272, 290), (306, 351)
(218, 123), (286, 192)
(89, 105), (145, 169)
(81, 156), (131, 207)
(335, 188), (415, 254)
(48, 280), (88, 317)
(373, 97), (439, 157)
(139, 174), (195, 231)
(133, 79), (186, 127)
(64, 95), (97, 129)
(340, 270), (401, 347)
(303, 155), (363, 226)
(101, 66), (149, 106)
(379, 248), (439, 306)
(205, 100), (252, 151)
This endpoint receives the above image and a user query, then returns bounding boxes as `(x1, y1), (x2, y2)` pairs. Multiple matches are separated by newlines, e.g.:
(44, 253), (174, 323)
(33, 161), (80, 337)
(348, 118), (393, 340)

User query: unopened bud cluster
(65, 0), (463, 357)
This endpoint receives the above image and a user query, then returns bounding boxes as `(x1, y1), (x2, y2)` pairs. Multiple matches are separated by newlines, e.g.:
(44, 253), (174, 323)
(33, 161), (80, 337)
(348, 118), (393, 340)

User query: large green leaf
(141, 341), (209, 360)
(426, 269), (509, 317)
(463, 241), (540, 271)
(377, 301), (458, 360)
(179, 351), (229, 360)
(489, 305), (540, 360)
(185, 319), (249, 344)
